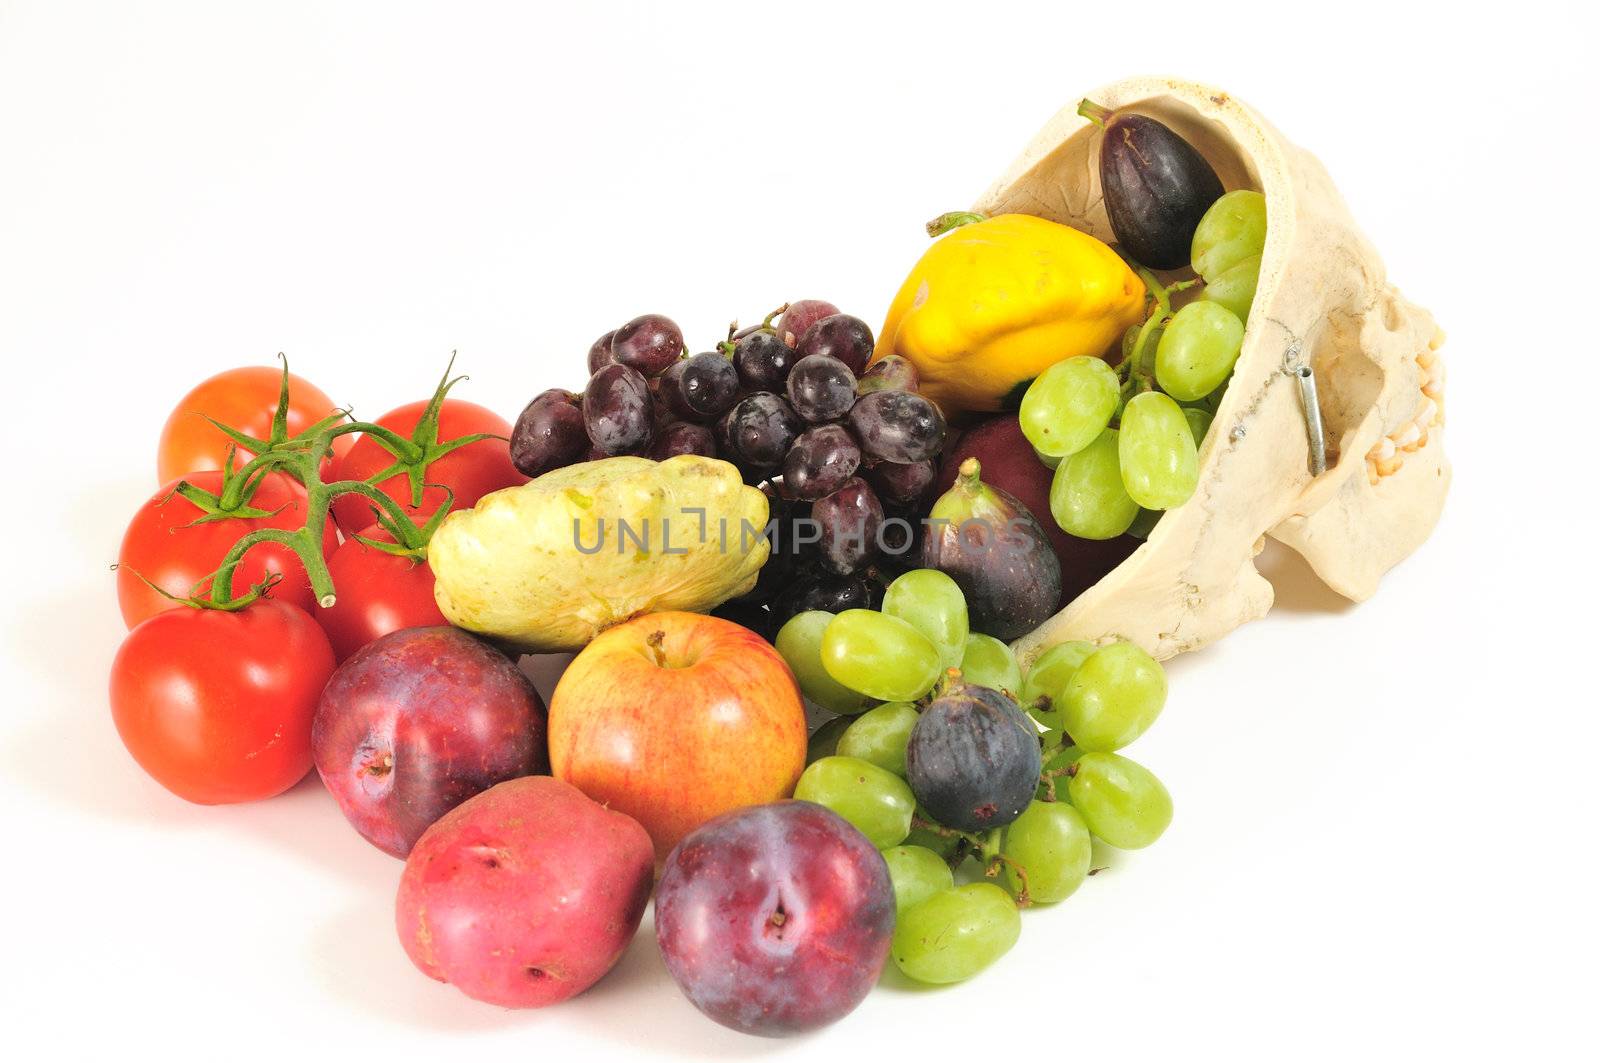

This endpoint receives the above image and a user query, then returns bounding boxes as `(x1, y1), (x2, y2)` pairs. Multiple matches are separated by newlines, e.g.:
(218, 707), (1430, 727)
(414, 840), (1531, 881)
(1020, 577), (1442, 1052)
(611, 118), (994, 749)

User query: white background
(2, 1), (1595, 1059)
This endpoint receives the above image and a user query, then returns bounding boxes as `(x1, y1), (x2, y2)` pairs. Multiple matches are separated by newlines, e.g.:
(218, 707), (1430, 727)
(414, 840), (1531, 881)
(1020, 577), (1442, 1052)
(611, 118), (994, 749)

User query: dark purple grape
(709, 600), (775, 642)
(812, 477), (884, 576)
(856, 355), (919, 396)
(587, 330), (618, 374)
(733, 330), (798, 392)
(785, 355), (857, 423)
(583, 363), (654, 455)
(772, 572), (877, 625)
(782, 424), (860, 501)
(905, 678), (1041, 832)
(610, 314), (684, 377)
(650, 421), (717, 460)
(847, 390), (947, 464)
(862, 458), (936, 507)
(660, 351), (740, 422)
(726, 392), (802, 469)
(797, 314), (874, 375)
(774, 300), (841, 347)
(508, 388), (588, 477)
(1085, 100), (1224, 270)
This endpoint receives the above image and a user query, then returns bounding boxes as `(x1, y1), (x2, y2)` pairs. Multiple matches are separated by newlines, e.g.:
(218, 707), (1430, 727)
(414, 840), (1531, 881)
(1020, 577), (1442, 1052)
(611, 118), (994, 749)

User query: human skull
(978, 77), (1450, 665)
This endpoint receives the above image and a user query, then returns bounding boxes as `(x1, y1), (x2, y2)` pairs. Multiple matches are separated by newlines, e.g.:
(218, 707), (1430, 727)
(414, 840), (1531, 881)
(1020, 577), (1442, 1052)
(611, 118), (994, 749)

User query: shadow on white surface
(309, 899), (792, 1057)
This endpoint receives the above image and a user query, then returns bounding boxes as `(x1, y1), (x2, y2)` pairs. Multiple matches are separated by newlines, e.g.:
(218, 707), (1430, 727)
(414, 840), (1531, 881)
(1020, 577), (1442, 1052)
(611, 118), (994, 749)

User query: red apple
(549, 611), (808, 860)
(936, 415), (1141, 608)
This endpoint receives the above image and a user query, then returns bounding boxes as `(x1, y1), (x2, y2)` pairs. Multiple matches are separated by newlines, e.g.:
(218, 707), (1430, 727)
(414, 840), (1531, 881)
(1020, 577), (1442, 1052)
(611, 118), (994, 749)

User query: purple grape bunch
(508, 300), (949, 637)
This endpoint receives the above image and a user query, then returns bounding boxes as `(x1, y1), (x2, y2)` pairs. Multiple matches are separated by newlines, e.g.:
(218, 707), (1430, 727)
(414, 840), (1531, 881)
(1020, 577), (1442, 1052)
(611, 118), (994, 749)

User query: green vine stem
(178, 358), (478, 609)
(909, 817), (1033, 908)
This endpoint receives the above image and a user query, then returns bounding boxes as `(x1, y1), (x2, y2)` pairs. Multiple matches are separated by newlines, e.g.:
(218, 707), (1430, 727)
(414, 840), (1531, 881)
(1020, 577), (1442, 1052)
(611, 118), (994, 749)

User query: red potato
(396, 775), (655, 1008)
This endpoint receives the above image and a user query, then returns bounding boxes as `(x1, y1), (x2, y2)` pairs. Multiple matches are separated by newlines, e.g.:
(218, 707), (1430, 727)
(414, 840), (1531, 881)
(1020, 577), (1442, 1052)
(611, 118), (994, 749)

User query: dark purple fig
(812, 477), (884, 576)
(921, 458), (1061, 640)
(509, 388), (587, 477)
(905, 675), (1040, 832)
(1082, 98), (1223, 270)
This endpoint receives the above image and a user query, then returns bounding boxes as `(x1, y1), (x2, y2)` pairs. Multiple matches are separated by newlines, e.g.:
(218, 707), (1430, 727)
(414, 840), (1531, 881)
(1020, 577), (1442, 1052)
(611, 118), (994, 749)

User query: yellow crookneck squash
(873, 213), (1147, 415)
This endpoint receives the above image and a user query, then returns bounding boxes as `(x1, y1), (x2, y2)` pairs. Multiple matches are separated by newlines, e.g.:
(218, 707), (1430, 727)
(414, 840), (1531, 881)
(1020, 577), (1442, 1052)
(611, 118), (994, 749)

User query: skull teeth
(1366, 346), (1445, 485)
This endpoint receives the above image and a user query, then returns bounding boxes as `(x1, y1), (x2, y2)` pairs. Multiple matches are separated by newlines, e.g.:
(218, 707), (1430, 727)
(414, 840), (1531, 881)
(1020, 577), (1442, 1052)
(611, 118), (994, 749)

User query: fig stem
(1077, 99), (1114, 128)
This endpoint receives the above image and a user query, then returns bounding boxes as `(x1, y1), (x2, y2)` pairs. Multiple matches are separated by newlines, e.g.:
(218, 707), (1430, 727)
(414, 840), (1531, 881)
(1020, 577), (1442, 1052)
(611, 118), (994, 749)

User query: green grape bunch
(774, 569), (1179, 988)
(1018, 189), (1268, 542)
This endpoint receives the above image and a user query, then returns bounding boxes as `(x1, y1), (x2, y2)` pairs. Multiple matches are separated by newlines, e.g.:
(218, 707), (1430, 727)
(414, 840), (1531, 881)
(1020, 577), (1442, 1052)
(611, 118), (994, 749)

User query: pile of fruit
(510, 301), (950, 639)
(107, 95), (1263, 1037)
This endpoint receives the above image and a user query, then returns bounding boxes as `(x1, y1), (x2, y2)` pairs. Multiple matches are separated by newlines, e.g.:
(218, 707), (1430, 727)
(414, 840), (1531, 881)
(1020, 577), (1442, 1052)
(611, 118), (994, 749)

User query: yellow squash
(429, 455), (769, 652)
(874, 213), (1147, 414)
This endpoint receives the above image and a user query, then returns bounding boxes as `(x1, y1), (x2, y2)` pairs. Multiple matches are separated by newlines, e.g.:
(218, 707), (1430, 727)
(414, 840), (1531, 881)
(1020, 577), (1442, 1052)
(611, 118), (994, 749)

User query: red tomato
(330, 399), (524, 535)
(110, 600), (336, 804)
(316, 526), (448, 661)
(116, 471), (339, 629)
(157, 366), (350, 484)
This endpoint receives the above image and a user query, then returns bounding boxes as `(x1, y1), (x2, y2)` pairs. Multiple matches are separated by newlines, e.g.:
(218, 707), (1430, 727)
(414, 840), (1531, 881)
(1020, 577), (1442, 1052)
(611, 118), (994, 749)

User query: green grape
(1191, 189), (1267, 279)
(959, 633), (1023, 698)
(1050, 428), (1139, 540)
(1067, 751), (1172, 849)
(1035, 449), (1062, 470)
(1154, 301), (1245, 402)
(881, 569), (968, 671)
(1019, 356), (1121, 460)
(794, 755), (915, 849)
(1019, 640), (1096, 730)
(1126, 508), (1161, 540)
(1184, 407), (1214, 447)
(1203, 253), (1260, 323)
(820, 609), (943, 702)
(1001, 800), (1092, 903)
(882, 845), (955, 914)
(1119, 392), (1200, 510)
(837, 701), (919, 777)
(806, 714), (852, 764)
(892, 883), (1021, 985)
(777, 611), (874, 715)
(1061, 641), (1166, 751)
